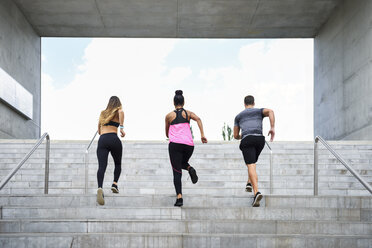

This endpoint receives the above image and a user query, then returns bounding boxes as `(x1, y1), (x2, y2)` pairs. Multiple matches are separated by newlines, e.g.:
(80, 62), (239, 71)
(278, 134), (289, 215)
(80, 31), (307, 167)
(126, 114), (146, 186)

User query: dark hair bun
(175, 90), (183, 95)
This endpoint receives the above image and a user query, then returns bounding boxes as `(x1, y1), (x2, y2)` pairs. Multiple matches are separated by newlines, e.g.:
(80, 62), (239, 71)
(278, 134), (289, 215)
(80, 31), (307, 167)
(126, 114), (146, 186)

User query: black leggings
(96, 133), (123, 188)
(168, 142), (194, 195)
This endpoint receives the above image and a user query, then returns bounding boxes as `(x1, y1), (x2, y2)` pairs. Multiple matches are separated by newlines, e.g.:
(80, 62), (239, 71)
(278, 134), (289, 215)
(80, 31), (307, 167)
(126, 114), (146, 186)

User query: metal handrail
(0, 132), (50, 194)
(86, 131), (98, 153)
(314, 135), (372, 195)
(84, 131), (98, 193)
(265, 141), (273, 194)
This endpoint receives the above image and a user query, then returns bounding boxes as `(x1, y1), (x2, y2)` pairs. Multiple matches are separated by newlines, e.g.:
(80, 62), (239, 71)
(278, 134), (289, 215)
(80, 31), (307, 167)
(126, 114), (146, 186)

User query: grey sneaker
(97, 188), (105, 205)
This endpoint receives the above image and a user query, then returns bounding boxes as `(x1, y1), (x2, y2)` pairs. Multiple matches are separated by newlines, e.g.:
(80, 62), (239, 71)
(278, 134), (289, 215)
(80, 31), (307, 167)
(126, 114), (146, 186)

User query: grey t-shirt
(234, 108), (264, 139)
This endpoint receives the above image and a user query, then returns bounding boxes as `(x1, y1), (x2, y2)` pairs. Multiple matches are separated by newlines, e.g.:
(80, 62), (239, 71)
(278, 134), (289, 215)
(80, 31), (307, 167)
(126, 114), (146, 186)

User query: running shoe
(97, 188), (105, 205)
(174, 198), (183, 207)
(245, 183), (252, 192)
(188, 167), (198, 184)
(252, 192), (263, 207)
(111, 183), (119, 194)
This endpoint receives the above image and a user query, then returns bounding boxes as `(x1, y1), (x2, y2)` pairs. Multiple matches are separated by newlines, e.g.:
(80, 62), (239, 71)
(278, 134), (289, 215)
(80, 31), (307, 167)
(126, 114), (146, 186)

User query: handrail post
(314, 137), (318, 196)
(270, 151), (273, 194)
(85, 131), (98, 194)
(265, 141), (273, 194)
(84, 151), (89, 194)
(44, 134), (50, 194)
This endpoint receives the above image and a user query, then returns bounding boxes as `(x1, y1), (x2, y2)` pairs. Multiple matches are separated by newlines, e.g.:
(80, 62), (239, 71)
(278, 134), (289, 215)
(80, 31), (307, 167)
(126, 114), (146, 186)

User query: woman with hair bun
(165, 90), (208, 207)
(96, 96), (125, 205)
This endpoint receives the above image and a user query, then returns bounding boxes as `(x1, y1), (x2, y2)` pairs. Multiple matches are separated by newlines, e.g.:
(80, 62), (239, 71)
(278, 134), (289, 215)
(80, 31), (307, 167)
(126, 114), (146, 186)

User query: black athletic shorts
(239, 135), (265, 164)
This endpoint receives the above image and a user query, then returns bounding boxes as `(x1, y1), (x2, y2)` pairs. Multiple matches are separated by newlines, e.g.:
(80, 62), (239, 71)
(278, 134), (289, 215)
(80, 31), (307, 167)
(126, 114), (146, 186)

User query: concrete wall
(314, 0), (372, 140)
(0, 0), (40, 138)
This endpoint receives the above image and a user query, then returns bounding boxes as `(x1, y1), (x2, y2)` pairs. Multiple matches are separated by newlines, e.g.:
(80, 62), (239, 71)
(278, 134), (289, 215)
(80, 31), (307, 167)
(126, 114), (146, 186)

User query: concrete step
(4, 153), (365, 158)
(0, 219), (371, 235)
(7, 180), (368, 192)
(1, 195), (370, 208)
(5, 188), (359, 196)
(0, 233), (371, 248)
(2, 162), (371, 171)
(1, 185), (370, 197)
(1, 206), (367, 221)
(1, 206), (181, 220)
(2, 146), (371, 151)
(2, 165), (371, 176)
(0, 194), (258, 208)
(0, 187), (314, 196)
(2, 155), (372, 163)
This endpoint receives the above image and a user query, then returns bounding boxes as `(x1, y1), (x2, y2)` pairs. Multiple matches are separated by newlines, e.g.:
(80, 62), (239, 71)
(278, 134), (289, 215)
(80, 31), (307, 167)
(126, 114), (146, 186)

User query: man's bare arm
(233, 126), (241, 140)
(263, 108), (275, 141)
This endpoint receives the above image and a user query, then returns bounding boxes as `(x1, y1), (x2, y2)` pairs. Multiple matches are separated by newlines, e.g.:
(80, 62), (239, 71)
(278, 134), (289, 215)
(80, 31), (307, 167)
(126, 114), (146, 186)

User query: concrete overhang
(12, 0), (341, 38)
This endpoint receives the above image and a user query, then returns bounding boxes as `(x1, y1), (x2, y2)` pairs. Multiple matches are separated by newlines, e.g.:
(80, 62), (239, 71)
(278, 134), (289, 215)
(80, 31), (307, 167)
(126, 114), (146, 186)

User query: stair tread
(0, 232), (371, 238)
(1, 219), (371, 223)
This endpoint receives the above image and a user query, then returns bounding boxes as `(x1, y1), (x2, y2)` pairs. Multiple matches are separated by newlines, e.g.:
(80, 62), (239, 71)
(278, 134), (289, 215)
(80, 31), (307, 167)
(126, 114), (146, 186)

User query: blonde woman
(96, 96), (125, 205)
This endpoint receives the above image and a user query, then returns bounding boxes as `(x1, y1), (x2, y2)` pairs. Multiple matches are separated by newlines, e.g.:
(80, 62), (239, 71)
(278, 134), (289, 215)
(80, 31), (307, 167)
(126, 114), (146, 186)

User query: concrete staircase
(0, 140), (372, 247)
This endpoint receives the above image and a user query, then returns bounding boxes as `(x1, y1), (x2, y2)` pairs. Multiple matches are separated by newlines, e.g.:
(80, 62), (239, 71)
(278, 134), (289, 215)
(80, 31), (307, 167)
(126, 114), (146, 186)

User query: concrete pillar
(0, 0), (41, 138)
(314, 0), (372, 140)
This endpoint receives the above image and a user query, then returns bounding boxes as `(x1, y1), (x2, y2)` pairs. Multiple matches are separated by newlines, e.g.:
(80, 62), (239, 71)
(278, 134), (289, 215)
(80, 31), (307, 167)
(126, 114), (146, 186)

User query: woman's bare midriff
(100, 117), (120, 135)
(100, 126), (118, 135)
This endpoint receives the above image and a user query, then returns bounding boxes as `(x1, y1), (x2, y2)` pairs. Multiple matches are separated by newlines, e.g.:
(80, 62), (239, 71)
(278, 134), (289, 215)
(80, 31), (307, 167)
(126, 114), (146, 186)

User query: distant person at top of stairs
(96, 96), (125, 205)
(234, 95), (275, 207)
(165, 90), (208, 207)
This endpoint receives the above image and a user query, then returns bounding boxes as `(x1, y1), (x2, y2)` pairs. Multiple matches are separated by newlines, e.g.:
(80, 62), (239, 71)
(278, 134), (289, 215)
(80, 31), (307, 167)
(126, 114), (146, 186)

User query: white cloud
(162, 67), (192, 86)
(196, 39), (314, 141)
(42, 38), (192, 140)
(42, 38), (313, 141)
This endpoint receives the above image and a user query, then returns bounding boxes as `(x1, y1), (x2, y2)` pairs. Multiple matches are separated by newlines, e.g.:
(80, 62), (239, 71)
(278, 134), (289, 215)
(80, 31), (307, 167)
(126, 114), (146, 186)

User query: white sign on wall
(0, 67), (33, 119)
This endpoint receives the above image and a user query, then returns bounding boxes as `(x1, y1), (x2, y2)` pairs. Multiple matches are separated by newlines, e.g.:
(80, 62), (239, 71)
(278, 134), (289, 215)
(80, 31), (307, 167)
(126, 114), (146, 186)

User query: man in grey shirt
(234, 95), (275, 207)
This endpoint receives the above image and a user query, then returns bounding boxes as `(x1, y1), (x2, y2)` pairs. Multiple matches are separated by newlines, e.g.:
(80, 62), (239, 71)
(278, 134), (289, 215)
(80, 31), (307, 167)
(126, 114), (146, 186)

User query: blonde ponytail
(99, 96), (122, 126)
(99, 106), (121, 126)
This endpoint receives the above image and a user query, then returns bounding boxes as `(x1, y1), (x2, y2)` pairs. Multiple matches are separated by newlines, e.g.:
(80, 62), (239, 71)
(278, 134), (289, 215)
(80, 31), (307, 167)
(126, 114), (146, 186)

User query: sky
(41, 38), (314, 141)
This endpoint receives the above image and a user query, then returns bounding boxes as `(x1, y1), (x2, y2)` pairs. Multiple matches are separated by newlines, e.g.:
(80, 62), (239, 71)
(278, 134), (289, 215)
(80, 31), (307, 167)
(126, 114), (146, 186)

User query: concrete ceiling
(12, 0), (341, 38)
